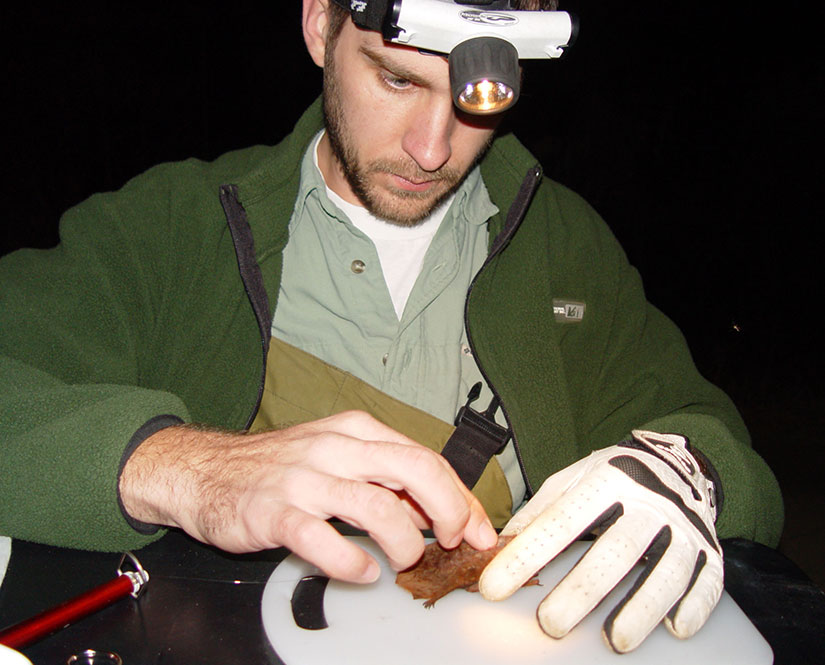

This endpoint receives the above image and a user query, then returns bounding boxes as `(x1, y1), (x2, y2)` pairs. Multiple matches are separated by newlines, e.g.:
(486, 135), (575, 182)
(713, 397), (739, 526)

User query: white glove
(478, 430), (723, 653)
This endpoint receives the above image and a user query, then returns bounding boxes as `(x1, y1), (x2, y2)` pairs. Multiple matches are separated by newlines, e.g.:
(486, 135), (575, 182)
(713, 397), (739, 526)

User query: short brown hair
(514, 1), (559, 8)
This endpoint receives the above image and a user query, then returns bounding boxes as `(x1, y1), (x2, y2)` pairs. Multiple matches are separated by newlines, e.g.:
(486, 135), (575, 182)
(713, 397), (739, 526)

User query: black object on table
(1, 531), (823, 665)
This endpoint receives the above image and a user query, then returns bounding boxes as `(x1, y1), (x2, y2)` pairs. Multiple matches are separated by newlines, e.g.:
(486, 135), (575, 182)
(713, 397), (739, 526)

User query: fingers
(456, 487), (499, 551)
(293, 417), (496, 551)
(480, 489), (619, 602)
(288, 468), (428, 571)
(268, 506), (382, 583)
(601, 527), (696, 654)
(664, 550), (724, 639)
(250, 464), (431, 580)
(392, 484), (496, 552)
(536, 511), (663, 639)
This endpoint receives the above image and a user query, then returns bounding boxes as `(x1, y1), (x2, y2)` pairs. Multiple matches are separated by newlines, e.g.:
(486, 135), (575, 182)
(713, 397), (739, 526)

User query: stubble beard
(322, 48), (490, 227)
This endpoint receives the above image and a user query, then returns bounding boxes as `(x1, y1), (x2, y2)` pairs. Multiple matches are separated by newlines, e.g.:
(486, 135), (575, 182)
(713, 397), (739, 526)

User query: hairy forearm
(119, 424), (240, 535)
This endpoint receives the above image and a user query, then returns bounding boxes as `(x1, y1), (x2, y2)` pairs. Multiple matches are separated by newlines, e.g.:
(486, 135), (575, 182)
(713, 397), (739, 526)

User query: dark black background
(2, 3), (822, 582)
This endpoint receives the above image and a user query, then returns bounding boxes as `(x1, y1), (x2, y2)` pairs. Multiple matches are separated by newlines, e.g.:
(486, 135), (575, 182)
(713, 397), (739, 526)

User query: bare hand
(119, 410), (497, 582)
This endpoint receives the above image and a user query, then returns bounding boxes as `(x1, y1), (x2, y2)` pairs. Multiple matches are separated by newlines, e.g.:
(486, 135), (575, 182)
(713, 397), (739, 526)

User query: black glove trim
(666, 549), (708, 624)
(618, 436), (700, 501)
(602, 524), (672, 653)
(579, 502), (624, 540)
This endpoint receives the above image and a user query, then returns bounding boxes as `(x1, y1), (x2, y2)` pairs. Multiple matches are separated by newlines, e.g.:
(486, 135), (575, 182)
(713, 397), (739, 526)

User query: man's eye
(381, 72), (413, 90)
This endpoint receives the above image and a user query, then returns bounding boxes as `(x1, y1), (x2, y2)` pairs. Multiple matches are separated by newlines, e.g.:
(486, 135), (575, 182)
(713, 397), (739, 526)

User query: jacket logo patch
(553, 299), (586, 323)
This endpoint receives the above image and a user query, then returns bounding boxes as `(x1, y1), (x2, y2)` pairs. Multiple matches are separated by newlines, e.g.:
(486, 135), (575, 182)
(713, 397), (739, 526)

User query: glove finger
(500, 456), (592, 536)
(480, 491), (621, 602)
(665, 549), (724, 639)
(536, 511), (664, 639)
(602, 526), (695, 653)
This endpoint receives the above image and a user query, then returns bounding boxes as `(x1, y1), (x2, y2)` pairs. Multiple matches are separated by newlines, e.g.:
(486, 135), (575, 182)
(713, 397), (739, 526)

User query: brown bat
(395, 535), (539, 607)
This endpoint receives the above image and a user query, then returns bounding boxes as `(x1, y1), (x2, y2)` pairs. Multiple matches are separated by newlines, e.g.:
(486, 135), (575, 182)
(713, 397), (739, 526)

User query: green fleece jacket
(0, 99), (783, 551)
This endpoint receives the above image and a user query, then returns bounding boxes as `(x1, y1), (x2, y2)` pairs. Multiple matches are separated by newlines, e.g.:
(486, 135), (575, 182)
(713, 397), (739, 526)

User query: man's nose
(401, 97), (454, 173)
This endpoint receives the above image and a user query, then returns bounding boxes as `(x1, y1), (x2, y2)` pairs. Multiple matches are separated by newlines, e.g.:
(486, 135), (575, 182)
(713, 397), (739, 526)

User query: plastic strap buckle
(441, 382), (511, 489)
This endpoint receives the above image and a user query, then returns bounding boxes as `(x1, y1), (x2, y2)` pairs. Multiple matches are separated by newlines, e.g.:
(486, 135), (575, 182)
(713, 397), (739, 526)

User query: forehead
(333, 20), (450, 86)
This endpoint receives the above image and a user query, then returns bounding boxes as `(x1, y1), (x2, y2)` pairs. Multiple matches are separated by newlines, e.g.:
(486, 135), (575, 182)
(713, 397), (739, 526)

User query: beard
(322, 49), (491, 227)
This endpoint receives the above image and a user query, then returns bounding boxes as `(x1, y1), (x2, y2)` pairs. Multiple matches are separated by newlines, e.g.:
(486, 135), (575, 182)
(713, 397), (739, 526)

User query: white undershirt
(315, 135), (453, 319)
(325, 189), (452, 319)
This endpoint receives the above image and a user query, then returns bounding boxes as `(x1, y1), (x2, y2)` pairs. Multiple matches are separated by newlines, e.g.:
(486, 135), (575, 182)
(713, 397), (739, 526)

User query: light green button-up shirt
(271, 133), (526, 509)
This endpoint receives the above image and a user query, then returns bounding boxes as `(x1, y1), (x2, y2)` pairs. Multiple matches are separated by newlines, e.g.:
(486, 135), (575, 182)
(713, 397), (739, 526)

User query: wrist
(117, 415), (183, 533)
(118, 421), (207, 530)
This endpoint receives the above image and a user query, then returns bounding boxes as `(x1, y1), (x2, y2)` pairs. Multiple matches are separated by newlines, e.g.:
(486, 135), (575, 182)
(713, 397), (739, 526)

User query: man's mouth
(390, 173), (438, 193)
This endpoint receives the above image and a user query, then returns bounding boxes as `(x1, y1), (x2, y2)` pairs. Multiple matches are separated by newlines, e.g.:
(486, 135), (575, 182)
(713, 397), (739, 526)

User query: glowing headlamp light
(332, 0), (576, 114)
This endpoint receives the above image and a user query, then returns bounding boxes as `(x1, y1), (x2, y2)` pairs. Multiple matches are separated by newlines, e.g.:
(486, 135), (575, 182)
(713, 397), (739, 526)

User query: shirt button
(351, 259), (366, 274)
(382, 353), (389, 366)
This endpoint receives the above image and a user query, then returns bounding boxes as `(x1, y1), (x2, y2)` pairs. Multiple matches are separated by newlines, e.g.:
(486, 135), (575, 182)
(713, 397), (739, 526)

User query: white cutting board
(261, 537), (773, 664)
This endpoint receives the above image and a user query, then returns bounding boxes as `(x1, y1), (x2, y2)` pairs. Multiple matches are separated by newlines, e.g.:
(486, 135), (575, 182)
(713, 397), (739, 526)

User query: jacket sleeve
(555, 186), (783, 546)
(0, 171), (194, 551)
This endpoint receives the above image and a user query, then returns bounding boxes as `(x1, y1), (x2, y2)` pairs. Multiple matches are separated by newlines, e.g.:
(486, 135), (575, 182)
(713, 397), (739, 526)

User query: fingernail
(479, 520), (498, 548)
(360, 560), (381, 584)
(444, 532), (463, 549)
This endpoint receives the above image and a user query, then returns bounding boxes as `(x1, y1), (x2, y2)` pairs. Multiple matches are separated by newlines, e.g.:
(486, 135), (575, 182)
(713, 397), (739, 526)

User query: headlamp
(331, 0), (577, 114)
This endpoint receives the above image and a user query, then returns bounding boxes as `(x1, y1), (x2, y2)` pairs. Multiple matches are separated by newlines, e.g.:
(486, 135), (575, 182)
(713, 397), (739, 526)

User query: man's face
(317, 20), (501, 226)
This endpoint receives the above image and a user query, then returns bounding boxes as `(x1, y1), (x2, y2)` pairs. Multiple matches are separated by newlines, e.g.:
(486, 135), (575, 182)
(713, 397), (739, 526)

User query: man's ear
(303, 0), (331, 68)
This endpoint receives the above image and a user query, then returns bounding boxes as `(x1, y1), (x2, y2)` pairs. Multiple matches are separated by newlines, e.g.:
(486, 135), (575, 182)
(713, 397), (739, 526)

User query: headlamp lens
(449, 37), (520, 115)
(458, 79), (515, 114)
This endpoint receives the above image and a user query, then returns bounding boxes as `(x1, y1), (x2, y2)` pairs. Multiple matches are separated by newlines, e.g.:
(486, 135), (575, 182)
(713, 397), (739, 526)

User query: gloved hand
(478, 430), (723, 653)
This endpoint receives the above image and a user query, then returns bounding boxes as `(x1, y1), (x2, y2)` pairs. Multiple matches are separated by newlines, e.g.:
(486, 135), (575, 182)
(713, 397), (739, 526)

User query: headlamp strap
(331, 0), (393, 32)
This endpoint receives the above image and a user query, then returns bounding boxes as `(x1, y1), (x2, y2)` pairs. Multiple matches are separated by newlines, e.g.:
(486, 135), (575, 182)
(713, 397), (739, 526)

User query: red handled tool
(0, 552), (148, 650)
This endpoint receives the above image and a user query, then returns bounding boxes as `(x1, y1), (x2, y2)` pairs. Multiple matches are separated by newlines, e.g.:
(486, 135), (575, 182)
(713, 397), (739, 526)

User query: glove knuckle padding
(482, 430), (723, 654)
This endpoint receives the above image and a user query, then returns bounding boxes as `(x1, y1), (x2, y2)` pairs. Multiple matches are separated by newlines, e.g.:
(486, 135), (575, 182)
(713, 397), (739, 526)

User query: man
(0, 0), (782, 653)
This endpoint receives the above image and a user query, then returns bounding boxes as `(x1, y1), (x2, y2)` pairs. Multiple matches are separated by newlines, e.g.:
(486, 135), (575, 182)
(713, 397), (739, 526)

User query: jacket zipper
(219, 184), (272, 430)
(463, 164), (544, 498)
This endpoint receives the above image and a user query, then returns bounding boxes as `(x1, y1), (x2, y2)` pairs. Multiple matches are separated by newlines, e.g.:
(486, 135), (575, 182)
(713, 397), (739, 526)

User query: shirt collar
(292, 130), (498, 230)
